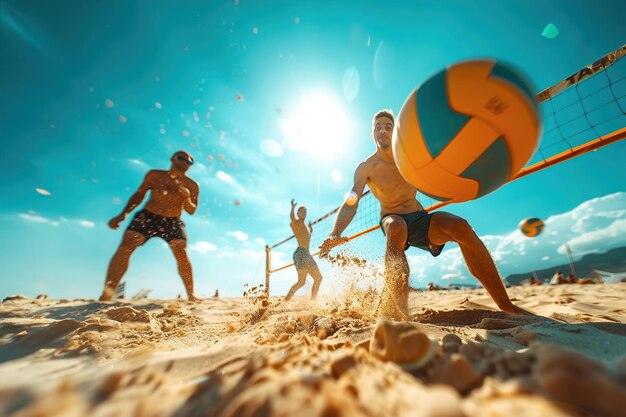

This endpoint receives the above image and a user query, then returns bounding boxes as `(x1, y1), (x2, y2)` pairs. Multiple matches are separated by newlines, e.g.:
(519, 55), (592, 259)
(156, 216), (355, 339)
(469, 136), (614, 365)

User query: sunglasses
(176, 155), (194, 165)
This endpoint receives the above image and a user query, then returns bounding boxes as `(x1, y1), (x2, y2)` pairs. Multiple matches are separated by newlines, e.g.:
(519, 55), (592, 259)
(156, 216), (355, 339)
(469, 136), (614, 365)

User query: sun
(279, 91), (351, 161)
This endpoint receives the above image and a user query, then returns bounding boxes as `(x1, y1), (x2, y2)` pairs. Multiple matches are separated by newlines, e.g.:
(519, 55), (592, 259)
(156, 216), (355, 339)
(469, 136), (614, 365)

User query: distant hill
(505, 246), (626, 285)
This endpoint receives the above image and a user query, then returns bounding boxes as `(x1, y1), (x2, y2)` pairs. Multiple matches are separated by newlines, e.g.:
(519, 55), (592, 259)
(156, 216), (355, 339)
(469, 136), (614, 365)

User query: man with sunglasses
(99, 151), (201, 302)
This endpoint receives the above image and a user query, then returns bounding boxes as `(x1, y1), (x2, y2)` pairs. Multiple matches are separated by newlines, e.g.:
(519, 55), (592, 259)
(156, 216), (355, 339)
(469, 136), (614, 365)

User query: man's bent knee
(383, 216), (408, 244)
(450, 218), (476, 241)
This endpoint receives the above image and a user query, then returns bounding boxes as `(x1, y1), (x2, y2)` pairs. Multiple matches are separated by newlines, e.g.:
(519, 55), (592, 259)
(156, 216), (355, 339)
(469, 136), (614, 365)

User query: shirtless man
(285, 199), (323, 300)
(99, 151), (201, 302)
(320, 110), (527, 320)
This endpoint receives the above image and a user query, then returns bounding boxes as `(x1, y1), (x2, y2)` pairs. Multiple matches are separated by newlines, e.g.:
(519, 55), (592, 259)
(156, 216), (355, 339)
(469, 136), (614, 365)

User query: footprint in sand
(476, 318), (520, 330)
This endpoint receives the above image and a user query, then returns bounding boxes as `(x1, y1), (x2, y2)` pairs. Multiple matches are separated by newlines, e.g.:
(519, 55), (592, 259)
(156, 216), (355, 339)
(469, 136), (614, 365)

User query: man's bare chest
(368, 164), (413, 195)
(291, 221), (310, 237)
(151, 175), (186, 195)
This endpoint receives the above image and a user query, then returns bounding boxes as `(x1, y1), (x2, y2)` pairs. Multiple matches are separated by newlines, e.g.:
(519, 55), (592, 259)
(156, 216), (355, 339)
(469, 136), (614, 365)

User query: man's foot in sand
(98, 288), (115, 302)
(500, 302), (535, 316)
(187, 295), (203, 303)
(376, 297), (409, 321)
(377, 307), (408, 321)
(281, 297), (315, 305)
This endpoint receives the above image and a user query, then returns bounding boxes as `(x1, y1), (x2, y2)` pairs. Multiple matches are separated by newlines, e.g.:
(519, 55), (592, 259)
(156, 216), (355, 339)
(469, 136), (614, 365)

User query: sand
(0, 283), (625, 417)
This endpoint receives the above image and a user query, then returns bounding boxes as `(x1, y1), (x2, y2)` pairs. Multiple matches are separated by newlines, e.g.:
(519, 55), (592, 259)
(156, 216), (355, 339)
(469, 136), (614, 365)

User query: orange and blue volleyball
(393, 59), (541, 203)
(519, 217), (545, 237)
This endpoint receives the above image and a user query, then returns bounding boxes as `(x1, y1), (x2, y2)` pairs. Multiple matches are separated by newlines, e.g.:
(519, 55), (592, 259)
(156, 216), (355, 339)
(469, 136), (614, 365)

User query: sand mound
(0, 284), (624, 416)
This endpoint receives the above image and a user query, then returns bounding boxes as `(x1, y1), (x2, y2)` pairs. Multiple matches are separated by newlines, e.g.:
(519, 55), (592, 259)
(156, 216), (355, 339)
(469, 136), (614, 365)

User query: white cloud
(216, 170), (235, 185)
(194, 162), (208, 173)
(127, 159), (150, 170)
(406, 192), (626, 287)
(18, 212), (96, 229)
(19, 213), (50, 223)
(441, 273), (459, 280)
(228, 231), (249, 241)
(558, 218), (626, 256)
(77, 220), (96, 228)
(255, 237), (266, 245)
(189, 241), (218, 253)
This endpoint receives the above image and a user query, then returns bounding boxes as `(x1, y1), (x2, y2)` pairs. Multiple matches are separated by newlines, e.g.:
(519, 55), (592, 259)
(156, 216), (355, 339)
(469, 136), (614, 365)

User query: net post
(265, 245), (271, 296)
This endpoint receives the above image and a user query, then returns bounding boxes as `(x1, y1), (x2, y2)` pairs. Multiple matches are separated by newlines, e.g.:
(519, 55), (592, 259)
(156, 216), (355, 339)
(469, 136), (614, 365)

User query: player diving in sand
(320, 110), (529, 320)
(99, 151), (201, 302)
(285, 199), (324, 300)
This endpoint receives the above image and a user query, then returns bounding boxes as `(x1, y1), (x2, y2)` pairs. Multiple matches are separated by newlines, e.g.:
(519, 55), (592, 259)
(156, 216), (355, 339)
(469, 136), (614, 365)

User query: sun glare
(279, 91), (351, 161)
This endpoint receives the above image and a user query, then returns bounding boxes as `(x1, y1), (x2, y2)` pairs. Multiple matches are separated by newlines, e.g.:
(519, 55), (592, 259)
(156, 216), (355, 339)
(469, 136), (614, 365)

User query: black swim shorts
(379, 210), (444, 256)
(127, 209), (187, 243)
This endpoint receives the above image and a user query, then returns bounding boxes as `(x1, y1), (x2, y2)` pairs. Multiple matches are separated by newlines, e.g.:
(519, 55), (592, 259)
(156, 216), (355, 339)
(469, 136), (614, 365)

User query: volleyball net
(264, 44), (626, 295)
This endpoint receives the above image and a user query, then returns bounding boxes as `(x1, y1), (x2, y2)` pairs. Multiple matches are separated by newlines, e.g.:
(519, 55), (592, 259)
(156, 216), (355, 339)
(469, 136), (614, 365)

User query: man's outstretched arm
(108, 171), (153, 229)
(329, 204), (358, 238)
(290, 199), (297, 222)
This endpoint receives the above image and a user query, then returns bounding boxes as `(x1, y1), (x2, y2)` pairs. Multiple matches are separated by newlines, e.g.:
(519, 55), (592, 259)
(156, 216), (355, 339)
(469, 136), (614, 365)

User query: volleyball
(392, 59), (541, 203)
(519, 217), (544, 237)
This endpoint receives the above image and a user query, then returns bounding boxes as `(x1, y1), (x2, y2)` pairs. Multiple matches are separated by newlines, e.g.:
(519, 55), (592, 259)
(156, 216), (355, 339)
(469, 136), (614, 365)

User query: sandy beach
(1, 283), (625, 417)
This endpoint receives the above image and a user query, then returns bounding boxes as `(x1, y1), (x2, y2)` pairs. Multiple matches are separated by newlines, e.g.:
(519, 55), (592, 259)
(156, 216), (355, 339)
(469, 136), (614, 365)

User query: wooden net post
(265, 245), (271, 296)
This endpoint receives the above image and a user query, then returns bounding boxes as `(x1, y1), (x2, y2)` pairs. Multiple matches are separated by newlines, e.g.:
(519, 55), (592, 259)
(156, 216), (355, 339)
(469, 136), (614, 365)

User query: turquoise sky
(1, 0), (625, 299)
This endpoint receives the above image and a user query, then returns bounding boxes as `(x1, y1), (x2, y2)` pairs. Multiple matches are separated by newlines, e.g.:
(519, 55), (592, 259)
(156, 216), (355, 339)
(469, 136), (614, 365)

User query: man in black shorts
(99, 151), (201, 302)
(320, 110), (528, 320)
